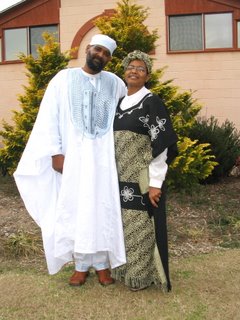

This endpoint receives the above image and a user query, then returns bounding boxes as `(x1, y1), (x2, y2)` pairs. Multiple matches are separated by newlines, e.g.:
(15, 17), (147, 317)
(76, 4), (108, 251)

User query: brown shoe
(96, 269), (115, 286)
(69, 271), (89, 286)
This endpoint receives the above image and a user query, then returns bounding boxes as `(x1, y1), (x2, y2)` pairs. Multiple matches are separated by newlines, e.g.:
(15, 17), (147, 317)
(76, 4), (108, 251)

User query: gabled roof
(0, 0), (60, 33)
(0, 0), (28, 14)
(210, 0), (240, 9)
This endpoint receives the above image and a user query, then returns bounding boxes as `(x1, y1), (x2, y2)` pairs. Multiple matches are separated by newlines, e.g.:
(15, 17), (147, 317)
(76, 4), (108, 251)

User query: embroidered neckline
(116, 93), (152, 119)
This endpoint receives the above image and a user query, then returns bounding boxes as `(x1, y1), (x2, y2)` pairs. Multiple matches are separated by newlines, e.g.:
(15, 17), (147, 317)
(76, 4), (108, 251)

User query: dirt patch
(0, 176), (38, 239)
(0, 175), (240, 263)
(1, 175), (240, 320)
(167, 176), (240, 257)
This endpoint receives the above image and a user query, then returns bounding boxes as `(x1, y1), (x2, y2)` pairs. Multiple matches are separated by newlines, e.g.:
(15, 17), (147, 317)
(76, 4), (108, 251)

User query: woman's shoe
(129, 285), (148, 292)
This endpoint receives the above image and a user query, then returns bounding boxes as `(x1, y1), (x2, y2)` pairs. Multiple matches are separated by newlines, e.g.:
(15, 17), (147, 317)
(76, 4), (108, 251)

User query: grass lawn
(0, 175), (239, 320)
(0, 250), (240, 320)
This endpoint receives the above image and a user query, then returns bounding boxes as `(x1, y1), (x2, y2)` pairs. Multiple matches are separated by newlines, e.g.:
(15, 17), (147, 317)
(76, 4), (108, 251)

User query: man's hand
(52, 154), (65, 173)
(149, 186), (162, 208)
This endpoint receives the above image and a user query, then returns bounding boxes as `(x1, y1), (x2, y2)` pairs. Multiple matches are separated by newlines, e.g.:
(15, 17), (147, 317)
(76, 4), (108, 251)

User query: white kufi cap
(89, 34), (117, 56)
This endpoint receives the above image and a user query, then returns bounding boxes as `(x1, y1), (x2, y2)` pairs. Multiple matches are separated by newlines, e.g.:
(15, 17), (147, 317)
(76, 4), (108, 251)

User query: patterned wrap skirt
(112, 131), (168, 291)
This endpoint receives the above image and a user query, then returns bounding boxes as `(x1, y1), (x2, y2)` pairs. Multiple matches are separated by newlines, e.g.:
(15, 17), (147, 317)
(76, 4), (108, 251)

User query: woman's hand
(149, 186), (162, 208)
(52, 154), (65, 173)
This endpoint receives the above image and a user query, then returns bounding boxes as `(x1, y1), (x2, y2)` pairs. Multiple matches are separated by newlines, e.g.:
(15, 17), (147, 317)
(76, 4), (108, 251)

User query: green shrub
(168, 137), (218, 190)
(0, 0), (218, 190)
(96, 0), (218, 189)
(0, 33), (72, 175)
(189, 117), (240, 182)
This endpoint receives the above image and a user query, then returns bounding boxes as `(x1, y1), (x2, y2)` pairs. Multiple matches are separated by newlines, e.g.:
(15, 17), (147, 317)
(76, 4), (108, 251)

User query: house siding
(0, 0), (239, 138)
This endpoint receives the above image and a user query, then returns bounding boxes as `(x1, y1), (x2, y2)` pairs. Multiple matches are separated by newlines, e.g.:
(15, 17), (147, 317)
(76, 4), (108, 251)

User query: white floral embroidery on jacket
(139, 115), (166, 141)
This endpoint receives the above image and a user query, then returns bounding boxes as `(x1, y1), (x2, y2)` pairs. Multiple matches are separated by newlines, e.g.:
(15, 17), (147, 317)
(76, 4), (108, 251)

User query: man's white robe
(14, 68), (126, 274)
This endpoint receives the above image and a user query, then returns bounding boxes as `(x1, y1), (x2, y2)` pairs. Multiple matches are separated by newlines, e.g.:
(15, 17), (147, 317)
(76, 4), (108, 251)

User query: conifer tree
(0, 33), (72, 174)
(95, 0), (217, 189)
(0, 1), (217, 188)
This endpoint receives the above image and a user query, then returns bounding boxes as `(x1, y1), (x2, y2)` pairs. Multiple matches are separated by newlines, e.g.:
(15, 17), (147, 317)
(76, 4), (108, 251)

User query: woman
(112, 50), (178, 291)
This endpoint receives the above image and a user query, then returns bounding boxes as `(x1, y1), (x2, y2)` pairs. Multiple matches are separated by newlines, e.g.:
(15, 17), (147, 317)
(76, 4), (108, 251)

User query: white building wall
(0, 0), (240, 139)
(0, 64), (26, 133)
(48, 0), (240, 130)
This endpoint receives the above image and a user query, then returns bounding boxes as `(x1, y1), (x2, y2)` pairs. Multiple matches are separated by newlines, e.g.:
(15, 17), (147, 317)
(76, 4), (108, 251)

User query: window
(169, 15), (202, 51)
(3, 25), (58, 62)
(205, 13), (232, 48)
(30, 26), (58, 58)
(5, 28), (28, 60)
(169, 13), (234, 52)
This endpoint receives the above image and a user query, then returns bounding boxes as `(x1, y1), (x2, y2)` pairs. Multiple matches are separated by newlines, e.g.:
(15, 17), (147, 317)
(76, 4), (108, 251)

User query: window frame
(237, 21), (240, 48)
(1, 24), (59, 63)
(167, 12), (239, 53)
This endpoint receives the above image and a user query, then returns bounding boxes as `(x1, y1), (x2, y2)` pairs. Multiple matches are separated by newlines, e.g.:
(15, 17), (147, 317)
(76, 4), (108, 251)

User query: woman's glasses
(126, 65), (147, 73)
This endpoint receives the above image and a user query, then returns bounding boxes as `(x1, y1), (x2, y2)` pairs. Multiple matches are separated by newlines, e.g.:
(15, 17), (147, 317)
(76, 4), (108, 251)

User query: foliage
(96, 0), (217, 189)
(0, 33), (72, 175)
(3, 230), (43, 258)
(94, 0), (158, 78)
(167, 137), (218, 190)
(0, 0), (218, 188)
(189, 117), (240, 182)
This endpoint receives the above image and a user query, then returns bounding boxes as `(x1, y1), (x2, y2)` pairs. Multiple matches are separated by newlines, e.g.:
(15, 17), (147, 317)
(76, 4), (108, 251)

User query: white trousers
(74, 251), (110, 272)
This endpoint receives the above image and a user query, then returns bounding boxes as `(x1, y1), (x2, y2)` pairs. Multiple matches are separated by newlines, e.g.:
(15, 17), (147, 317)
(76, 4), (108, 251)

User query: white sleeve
(149, 148), (168, 188)
(116, 75), (127, 98)
(29, 71), (64, 157)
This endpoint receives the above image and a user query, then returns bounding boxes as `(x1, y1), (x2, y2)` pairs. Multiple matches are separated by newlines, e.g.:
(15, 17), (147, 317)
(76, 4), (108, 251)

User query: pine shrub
(95, 0), (218, 190)
(0, 0), (219, 190)
(167, 137), (218, 190)
(0, 33), (72, 175)
(189, 117), (240, 182)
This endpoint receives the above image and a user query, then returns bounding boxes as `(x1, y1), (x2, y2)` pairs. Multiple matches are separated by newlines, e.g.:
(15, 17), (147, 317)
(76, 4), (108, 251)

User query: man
(14, 34), (126, 286)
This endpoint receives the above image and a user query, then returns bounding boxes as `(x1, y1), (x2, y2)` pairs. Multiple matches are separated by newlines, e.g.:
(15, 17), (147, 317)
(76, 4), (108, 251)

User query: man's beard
(86, 52), (105, 72)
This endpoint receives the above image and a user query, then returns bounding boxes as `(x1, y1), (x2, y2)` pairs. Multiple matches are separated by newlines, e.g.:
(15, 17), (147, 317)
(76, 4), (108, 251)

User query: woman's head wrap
(122, 50), (153, 73)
